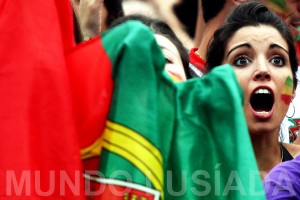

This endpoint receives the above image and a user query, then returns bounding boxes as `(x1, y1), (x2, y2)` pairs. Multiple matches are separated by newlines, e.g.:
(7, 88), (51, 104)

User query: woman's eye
(166, 58), (173, 64)
(233, 56), (251, 66)
(270, 56), (285, 66)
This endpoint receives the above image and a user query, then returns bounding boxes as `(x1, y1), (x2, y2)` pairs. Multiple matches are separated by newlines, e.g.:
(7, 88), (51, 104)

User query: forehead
(154, 34), (181, 56)
(227, 25), (288, 50)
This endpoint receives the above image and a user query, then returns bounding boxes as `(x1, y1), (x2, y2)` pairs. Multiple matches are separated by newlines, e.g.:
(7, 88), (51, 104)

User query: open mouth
(250, 88), (274, 115)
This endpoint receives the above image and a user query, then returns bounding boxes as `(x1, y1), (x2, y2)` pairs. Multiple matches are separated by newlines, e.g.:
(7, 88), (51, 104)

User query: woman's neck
(250, 132), (282, 179)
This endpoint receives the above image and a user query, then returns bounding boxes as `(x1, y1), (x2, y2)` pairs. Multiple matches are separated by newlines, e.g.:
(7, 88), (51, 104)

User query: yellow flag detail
(81, 137), (103, 160)
(102, 120), (163, 193)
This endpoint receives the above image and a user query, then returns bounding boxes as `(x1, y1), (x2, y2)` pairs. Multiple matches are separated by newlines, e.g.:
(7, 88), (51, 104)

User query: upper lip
(250, 86), (274, 98)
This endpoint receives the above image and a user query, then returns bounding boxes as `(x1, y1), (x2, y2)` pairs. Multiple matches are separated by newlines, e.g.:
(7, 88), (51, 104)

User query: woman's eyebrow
(269, 44), (289, 54)
(226, 43), (251, 58)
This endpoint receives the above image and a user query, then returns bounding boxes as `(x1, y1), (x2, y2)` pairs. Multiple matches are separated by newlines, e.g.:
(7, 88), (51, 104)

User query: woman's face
(154, 34), (187, 82)
(223, 25), (294, 135)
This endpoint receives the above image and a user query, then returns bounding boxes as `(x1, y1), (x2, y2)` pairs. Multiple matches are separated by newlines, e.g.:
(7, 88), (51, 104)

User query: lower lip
(251, 107), (274, 119)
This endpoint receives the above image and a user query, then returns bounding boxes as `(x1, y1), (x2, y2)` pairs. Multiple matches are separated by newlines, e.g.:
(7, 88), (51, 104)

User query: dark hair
(104, 0), (124, 27)
(173, 0), (198, 38)
(109, 14), (191, 79)
(205, 1), (298, 89)
(202, 0), (226, 23)
(73, 8), (83, 44)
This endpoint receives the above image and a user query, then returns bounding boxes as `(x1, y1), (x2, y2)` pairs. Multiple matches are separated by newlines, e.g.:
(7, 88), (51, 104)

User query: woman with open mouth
(205, 2), (300, 179)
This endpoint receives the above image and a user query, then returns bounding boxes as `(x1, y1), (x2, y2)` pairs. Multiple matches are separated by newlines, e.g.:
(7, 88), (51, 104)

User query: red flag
(296, 41), (300, 63)
(0, 0), (85, 198)
(66, 36), (113, 173)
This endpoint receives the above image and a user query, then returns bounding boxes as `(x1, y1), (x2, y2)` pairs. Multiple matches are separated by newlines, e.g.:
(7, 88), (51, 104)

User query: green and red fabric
(85, 21), (266, 200)
(267, 0), (288, 14)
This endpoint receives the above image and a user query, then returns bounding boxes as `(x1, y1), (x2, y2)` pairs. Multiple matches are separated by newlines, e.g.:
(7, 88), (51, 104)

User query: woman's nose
(254, 71), (271, 81)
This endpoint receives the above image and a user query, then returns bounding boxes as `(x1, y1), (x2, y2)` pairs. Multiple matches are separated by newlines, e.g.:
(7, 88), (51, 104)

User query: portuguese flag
(0, 0), (85, 199)
(269, 0), (286, 9)
(83, 21), (266, 199)
(266, 0), (288, 15)
(296, 41), (300, 62)
(0, 0), (266, 199)
(297, 27), (300, 42)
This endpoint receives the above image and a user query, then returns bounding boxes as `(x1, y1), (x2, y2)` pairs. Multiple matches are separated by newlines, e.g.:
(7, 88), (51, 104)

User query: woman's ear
(292, 90), (296, 100)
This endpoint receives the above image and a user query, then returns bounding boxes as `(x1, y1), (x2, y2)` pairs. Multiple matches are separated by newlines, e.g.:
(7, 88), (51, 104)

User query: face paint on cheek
(281, 76), (294, 105)
(166, 70), (183, 82)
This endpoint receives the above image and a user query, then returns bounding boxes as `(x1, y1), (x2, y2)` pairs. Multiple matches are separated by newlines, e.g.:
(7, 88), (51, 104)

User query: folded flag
(83, 21), (265, 200)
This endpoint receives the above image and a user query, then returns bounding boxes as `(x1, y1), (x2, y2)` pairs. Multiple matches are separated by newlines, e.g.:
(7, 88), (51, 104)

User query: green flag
(86, 21), (265, 200)
(168, 70), (264, 199)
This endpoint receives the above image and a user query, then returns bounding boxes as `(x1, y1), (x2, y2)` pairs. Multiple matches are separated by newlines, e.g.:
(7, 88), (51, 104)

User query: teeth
(255, 89), (270, 94)
(256, 111), (270, 115)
